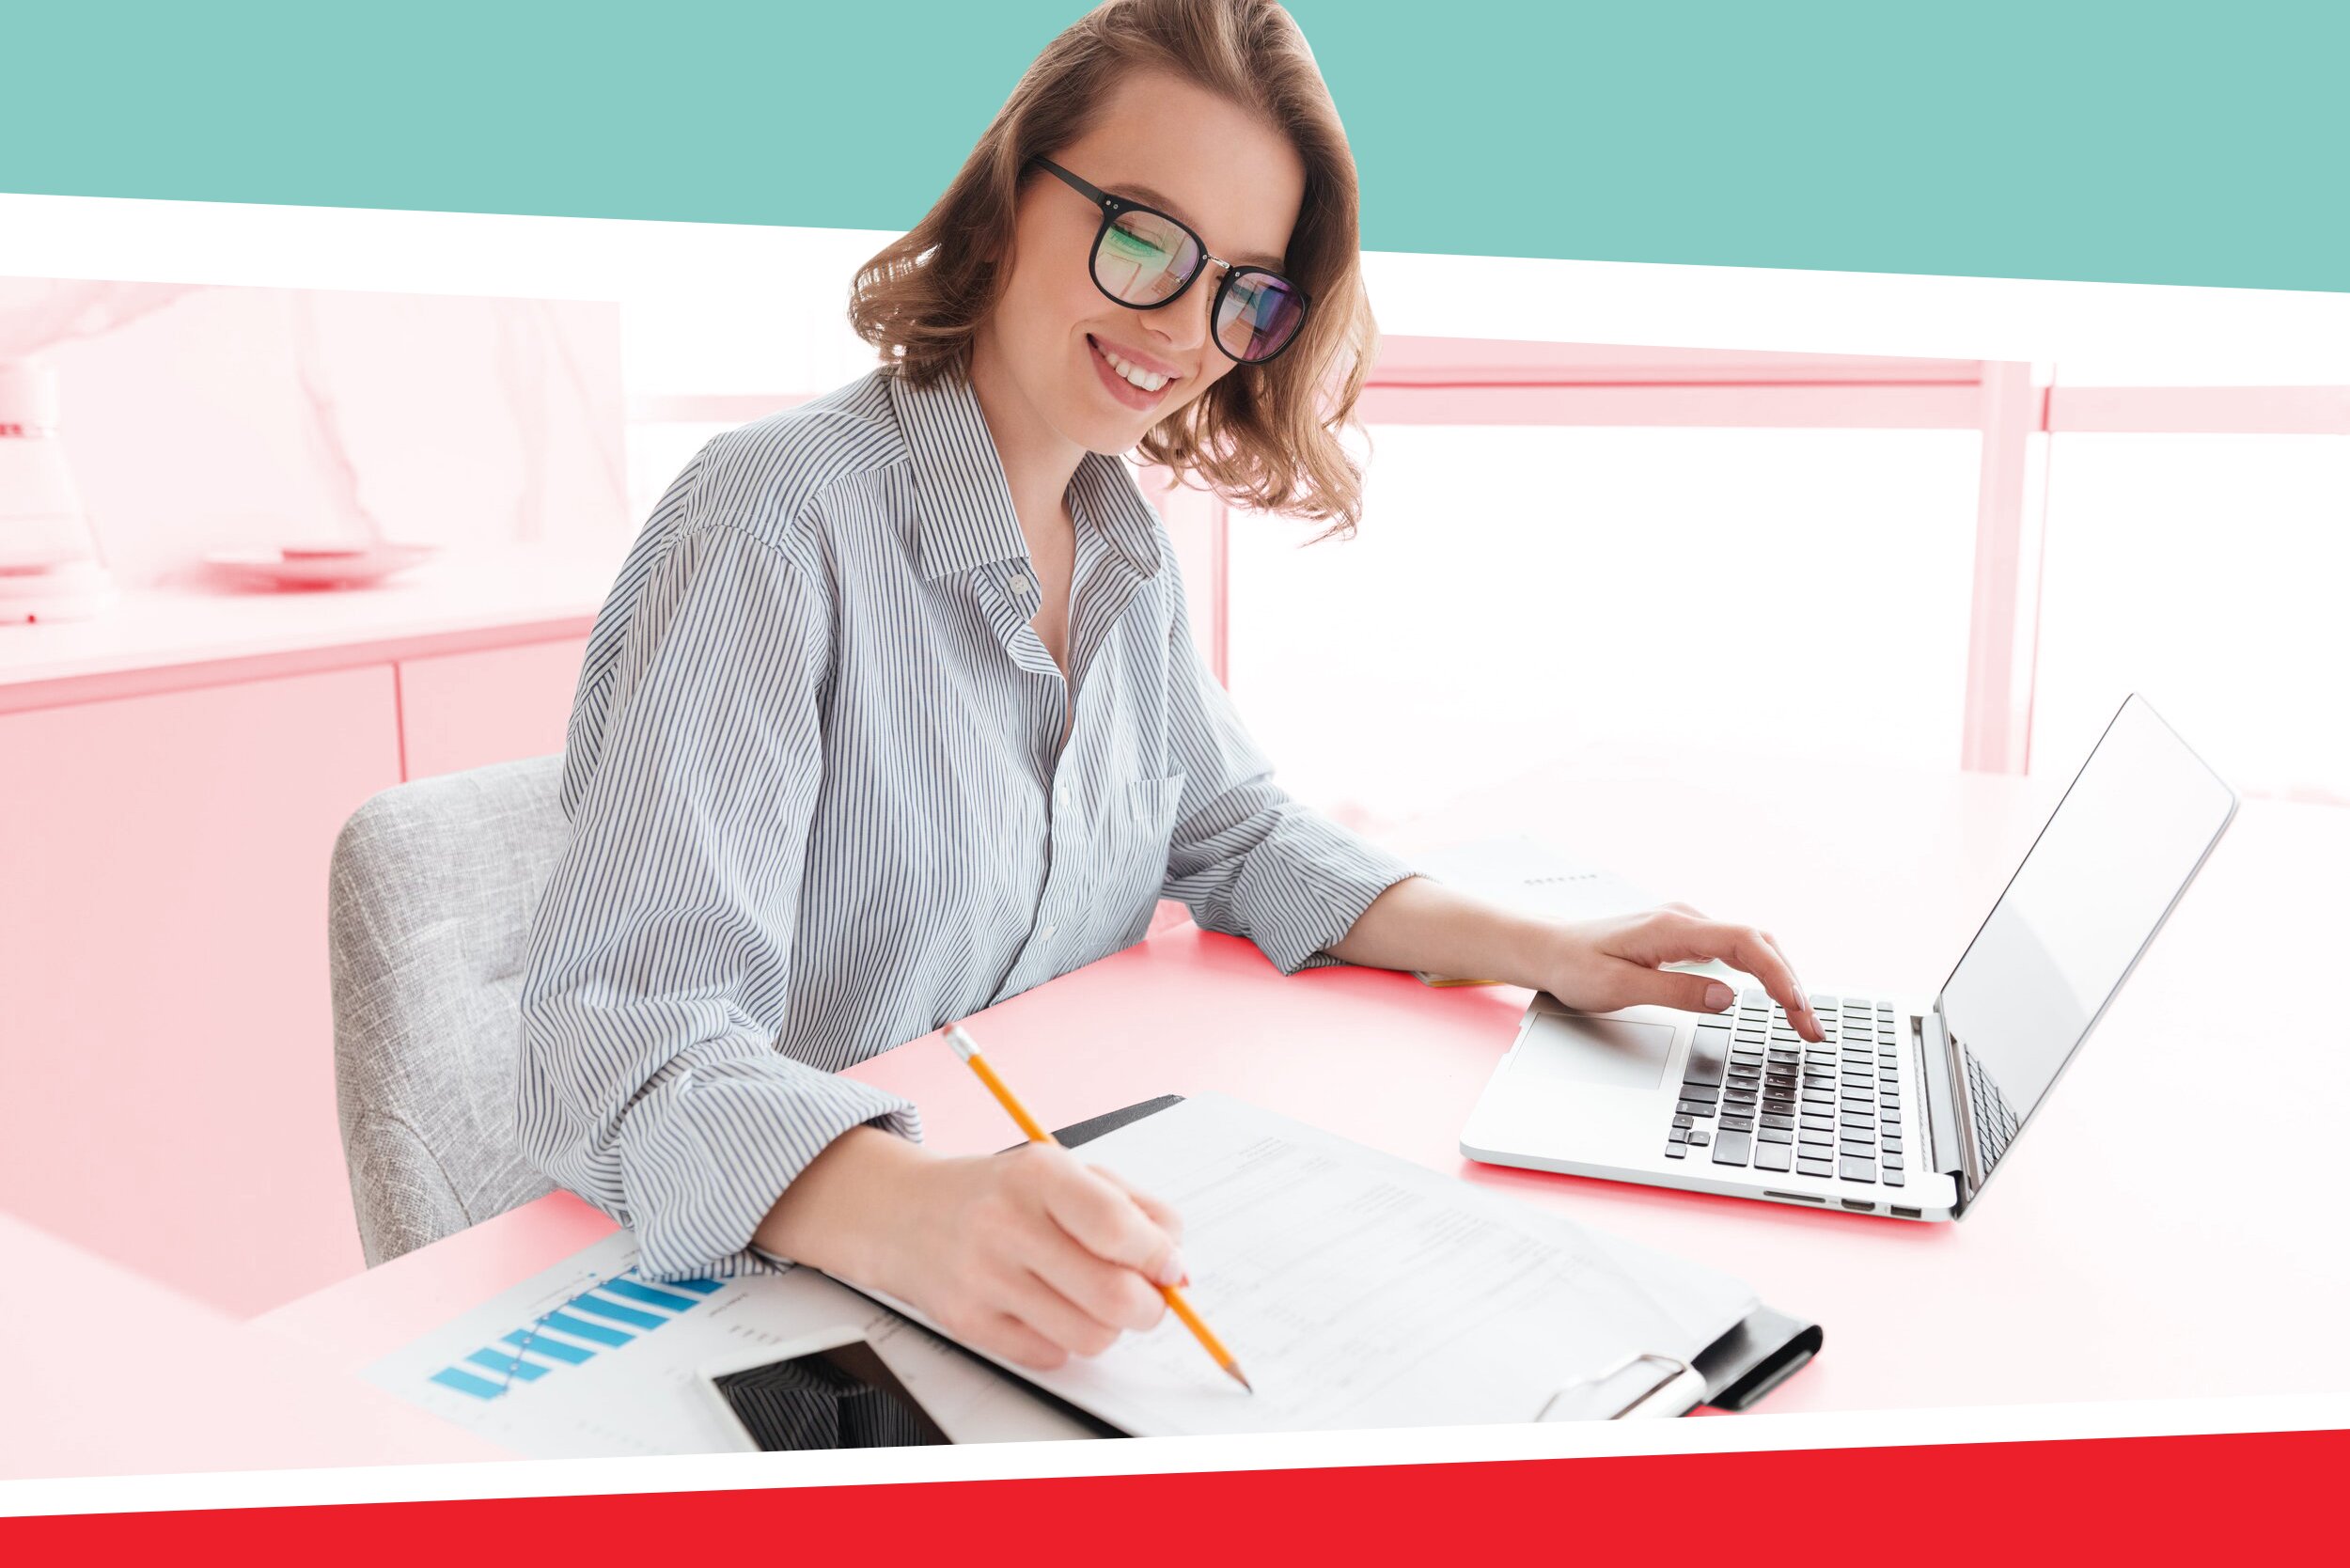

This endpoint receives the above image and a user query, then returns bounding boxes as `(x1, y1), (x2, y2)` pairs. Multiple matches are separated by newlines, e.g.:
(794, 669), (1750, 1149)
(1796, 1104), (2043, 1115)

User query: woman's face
(976, 68), (1308, 457)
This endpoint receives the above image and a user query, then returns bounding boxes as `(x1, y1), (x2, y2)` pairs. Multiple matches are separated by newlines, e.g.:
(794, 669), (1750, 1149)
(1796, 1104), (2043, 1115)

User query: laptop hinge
(1917, 1007), (1975, 1215)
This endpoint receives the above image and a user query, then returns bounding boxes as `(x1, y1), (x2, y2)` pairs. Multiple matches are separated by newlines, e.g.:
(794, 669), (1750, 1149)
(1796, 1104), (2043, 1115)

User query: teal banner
(4, 0), (2340, 292)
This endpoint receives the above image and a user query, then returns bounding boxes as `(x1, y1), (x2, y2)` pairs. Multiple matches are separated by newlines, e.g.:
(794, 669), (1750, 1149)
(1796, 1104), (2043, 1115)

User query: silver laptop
(1460, 694), (2237, 1221)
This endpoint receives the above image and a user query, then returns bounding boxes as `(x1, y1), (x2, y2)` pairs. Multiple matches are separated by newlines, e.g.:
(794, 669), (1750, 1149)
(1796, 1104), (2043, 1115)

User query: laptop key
(1684, 1025), (1731, 1087)
(1679, 1083), (1719, 1104)
(1720, 1115), (1755, 1132)
(1758, 1126), (1794, 1144)
(1676, 1099), (1716, 1118)
(1883, 1168), (1906, 1185)
(1666, 1143), (1687, 1159)
(1711, 1132), (1752, 1166)
(1797, 1157), (1836, 1177)
(1839, 1157), (1876, 1182)
(1688, 1129), (1711, 1145)
(1760, 1113), (1795, 1129)
(1673, 1114), (1694, 1128)
(1753, 1142), (1794, 1171)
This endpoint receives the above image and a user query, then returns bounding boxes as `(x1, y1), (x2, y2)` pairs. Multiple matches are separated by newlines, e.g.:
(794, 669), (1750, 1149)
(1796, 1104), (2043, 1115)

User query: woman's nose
(1142, 267), (1220, 355)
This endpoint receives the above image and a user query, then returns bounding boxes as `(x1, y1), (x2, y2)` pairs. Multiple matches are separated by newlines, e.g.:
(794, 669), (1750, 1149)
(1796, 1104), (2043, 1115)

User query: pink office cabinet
(0, 666), (403, 1317)
(396, 635), (591, 780)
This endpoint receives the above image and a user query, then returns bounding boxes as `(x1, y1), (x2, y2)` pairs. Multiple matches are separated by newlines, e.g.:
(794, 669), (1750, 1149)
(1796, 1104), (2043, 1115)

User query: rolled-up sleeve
(1157, 563), (1419, 975)
(517, 515), (918, 1281)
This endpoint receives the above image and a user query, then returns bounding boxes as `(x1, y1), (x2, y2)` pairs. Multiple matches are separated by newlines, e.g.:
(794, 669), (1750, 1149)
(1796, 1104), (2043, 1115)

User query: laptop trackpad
(1516, 1013), (1675, 1090)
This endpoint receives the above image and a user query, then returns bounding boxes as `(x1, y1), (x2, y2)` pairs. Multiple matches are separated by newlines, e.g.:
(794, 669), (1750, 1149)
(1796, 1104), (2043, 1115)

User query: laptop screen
(1936, 695), (2235, 1183)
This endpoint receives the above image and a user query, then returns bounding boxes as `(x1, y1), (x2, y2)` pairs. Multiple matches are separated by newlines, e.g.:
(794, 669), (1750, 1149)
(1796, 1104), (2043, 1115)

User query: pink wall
(0, 277), (630, 589)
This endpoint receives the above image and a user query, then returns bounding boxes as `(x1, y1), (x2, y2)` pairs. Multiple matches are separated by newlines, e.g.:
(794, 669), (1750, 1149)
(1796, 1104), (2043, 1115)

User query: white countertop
(0, 544), (622, 702)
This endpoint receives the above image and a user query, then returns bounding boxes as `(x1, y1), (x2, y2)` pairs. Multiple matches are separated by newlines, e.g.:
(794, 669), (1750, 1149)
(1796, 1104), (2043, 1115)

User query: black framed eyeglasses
(1029, 155), (1310, 366)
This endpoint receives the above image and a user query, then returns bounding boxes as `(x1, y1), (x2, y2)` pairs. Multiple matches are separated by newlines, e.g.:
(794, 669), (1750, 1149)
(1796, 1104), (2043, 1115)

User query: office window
(1226, 423), (1982, 826)
(2030, 433), (2350, 805)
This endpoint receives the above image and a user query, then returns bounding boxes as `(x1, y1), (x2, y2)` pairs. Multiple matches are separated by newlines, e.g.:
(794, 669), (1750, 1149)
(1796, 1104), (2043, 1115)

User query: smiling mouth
(1089, 334), (1180, 391)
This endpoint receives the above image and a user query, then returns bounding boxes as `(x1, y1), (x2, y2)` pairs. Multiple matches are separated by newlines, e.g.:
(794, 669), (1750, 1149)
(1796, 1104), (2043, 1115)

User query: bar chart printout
(426, 1271), (724, 1401)
(366, 1231), (1101, 1457)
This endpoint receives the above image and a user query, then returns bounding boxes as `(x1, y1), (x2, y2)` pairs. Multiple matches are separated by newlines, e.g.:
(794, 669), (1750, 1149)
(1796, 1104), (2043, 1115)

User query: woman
(518, 0), (1823, 1375)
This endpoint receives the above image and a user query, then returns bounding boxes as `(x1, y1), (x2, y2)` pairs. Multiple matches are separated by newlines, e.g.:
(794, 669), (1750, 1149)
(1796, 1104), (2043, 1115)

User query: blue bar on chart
(537, 1310), (633, 1348)
(467, 1349), (551, 1382)
(430, 1270), (726, 1402)
(561, 1293), (668, 1331)
(504, 1328), (593, 1364)
(430, 1367), (509, 1400)
(600, 1278), (704, 1311)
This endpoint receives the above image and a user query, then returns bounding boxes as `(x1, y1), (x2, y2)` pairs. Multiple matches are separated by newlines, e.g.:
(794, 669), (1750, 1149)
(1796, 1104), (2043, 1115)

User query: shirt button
(1041, 923), (1058, 941)
(1006, 572), (1025, 594)
(1056, 783), (1073, 809)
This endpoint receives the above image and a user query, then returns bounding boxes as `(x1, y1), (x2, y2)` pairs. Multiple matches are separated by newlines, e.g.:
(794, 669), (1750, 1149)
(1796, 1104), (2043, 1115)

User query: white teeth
(1097, 341), (1169, 393)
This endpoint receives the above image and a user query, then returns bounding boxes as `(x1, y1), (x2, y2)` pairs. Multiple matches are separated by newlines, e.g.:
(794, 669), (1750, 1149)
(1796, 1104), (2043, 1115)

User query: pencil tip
(1228, 1364), (1253, 1393)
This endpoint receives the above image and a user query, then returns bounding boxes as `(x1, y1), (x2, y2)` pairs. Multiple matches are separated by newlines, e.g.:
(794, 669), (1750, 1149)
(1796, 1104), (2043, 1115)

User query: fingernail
(1153, 1251), (1186, 1287)
(1703, 981), (1733, 1011)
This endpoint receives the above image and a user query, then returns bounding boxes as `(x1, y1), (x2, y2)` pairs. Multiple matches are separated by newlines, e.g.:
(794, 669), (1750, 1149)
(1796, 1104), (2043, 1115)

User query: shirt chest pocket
(1124, 771), (1185, 832)
(1116, 771), (1187, 882)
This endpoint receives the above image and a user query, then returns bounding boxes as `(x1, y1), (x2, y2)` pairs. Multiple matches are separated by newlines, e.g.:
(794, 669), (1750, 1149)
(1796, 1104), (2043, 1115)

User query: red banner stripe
(8, 1428), (2344, 1560)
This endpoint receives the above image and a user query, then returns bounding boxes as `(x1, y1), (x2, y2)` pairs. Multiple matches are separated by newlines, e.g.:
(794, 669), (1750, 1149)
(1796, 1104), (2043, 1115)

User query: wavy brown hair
(847, 0), (1376, 540)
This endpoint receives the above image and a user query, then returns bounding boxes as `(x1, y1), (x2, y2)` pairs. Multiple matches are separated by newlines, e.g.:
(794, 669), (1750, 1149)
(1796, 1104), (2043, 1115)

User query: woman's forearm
(1324, 874), (1559, 988)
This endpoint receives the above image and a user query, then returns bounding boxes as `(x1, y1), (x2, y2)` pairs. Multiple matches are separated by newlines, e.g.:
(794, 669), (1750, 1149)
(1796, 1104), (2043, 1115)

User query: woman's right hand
(753, 1126), (1187, 1371)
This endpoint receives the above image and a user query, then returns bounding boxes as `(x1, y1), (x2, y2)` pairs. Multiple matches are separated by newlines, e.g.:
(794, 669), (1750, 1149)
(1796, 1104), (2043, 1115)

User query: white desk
(245, 752), (2349, 1440)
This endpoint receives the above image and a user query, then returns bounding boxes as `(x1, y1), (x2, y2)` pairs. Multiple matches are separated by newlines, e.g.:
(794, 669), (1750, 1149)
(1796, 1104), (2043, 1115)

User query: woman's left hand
(1540, 903), (1825, 1042)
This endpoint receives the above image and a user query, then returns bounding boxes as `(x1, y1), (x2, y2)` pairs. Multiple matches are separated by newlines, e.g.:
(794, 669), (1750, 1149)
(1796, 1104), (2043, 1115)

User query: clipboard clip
(1533, 1352), (1701, 1421)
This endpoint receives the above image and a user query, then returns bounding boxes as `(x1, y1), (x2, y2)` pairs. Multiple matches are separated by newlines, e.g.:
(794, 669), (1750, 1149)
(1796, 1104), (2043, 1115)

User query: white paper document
(362, 1231), (1098, 1458)
(368, 1097), (1762, 1450)
(873, 1093), (1760, 1436)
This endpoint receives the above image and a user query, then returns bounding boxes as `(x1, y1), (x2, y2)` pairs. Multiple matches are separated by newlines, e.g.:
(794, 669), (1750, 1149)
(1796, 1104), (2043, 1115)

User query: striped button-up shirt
(517, 362), (1418, 1281)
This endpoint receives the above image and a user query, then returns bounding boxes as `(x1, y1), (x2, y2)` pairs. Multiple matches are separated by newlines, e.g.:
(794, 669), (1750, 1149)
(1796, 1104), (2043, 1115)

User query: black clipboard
(1043, 1094), (1823, 1415)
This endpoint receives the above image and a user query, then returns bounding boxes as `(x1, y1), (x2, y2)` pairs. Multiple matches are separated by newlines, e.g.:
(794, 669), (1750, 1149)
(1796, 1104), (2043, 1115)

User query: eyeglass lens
(1094, 209), (1304, 363)
(1098, 209), (1199, 306)
(1214, 272), (1305, 364)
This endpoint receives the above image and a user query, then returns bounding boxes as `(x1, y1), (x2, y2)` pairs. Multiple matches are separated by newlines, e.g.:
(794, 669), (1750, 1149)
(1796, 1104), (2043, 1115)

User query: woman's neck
(964, 329), (1083, 556)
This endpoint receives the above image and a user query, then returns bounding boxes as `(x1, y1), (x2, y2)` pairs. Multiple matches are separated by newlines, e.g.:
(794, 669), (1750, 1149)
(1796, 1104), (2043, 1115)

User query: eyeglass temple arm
(1030, 156), (1111, 209)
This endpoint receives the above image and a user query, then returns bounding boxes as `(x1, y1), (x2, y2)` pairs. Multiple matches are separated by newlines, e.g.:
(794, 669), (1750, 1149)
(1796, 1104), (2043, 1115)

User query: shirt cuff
(1229, 808), (1423, 977)
(618, 1064), (923, 1281)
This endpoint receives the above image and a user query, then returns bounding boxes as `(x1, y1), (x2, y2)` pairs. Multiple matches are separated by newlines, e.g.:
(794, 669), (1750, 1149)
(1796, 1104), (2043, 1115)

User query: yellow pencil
(943, 1023), (1251, 1393)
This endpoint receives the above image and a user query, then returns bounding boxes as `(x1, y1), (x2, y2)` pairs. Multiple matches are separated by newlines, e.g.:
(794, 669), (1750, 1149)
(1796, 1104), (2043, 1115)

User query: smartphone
(698, 1330), (951, 1451)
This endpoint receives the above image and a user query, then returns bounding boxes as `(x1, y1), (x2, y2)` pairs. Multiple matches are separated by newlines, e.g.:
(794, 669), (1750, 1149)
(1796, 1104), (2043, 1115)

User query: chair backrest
(327, 752), (569, 1265)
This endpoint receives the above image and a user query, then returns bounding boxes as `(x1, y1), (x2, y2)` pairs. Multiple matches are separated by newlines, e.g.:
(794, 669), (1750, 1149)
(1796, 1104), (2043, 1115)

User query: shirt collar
(889, 361), (1164, 584)
(1070, 445), (1167, 583)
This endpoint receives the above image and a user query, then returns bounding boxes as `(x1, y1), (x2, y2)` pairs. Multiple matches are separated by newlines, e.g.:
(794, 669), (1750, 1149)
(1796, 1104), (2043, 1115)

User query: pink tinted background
(2, 277), (629, 1314)
(0, 278), (627, 586)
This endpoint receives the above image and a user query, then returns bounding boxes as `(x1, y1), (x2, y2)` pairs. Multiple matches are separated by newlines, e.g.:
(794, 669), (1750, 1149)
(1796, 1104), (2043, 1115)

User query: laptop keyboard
(1665, 990), (1907, 1187)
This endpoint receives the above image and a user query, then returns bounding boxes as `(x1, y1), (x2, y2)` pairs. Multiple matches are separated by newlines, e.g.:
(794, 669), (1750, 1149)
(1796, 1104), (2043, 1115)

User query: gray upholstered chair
(327, 752), (570, 1265)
